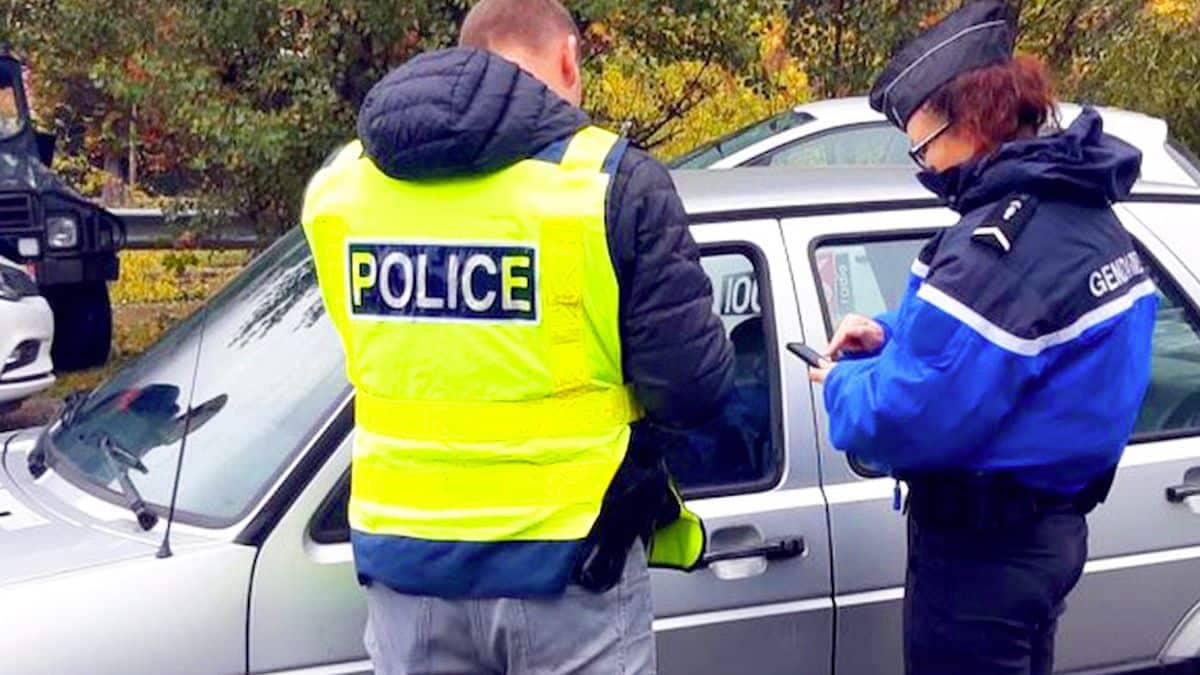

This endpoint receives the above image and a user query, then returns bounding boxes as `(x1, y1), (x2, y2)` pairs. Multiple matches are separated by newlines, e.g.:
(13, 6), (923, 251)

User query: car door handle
(1166, 484), (1200, 503)
(702, 537), (806, 566)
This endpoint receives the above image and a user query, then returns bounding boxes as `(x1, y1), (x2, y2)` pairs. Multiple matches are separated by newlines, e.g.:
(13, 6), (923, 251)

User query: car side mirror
(34, 131), (54, 166)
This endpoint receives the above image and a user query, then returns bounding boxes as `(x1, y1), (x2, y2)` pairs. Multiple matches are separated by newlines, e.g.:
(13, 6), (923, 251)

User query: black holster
(573, 423), (679, 593)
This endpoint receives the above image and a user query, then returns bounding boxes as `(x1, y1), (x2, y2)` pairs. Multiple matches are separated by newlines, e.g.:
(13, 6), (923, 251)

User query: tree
(2, 0), (1199, 245)
(785, 0), (954, 99)
(0, 1), (173, 205)
(587, 12), (811, 158)
(780, 0), (1200, 154)
(1, 0), (784, 237)
(1053, 0), (1200, 152)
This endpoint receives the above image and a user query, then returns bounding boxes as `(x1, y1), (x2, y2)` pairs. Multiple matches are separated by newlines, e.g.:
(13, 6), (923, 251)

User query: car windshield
(668, 109), (814, 169)
(0, 69), (25, 140)
(1166, 139), (1200, 187)
(45, 228), (349, 527)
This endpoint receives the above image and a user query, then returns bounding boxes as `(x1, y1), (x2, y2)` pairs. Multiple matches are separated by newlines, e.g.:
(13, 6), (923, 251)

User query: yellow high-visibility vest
(301, 126), (704, 597)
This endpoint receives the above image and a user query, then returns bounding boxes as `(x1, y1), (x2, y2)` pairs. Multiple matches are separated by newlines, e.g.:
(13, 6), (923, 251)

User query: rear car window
(811, 233), (1200, 445)
(748, 124), (911, 168)
(669, 110), (815, 169)
(813, 237), (925, 334)
(1132, 256), (1200, 437)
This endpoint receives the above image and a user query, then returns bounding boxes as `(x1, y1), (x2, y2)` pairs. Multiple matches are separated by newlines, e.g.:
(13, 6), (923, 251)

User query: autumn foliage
(0, 1), (1195, 238)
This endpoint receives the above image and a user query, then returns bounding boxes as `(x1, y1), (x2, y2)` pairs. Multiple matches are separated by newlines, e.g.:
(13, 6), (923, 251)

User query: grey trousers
(364, 544), (656, 675)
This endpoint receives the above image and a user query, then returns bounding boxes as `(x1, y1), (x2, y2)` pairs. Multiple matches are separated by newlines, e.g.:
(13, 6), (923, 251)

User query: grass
(2, 249), (250, 430)
(111, 249), (248, 305)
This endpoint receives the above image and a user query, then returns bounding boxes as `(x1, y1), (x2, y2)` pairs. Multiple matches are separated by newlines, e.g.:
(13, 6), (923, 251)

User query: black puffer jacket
(357, 47), (733, 428)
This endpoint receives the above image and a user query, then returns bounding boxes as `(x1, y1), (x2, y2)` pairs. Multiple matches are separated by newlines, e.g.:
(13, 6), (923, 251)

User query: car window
(812, 234), (1200, 443)
(668, 110), (815, 169)
(1133, 260), (1200, 437)
(0, 69), (23, 139)
(311, 471), (350, 545)
(659, 249), (782, 497)
(813, 238), (927, 333)
(48, 229), (350, 527)
(749, 124), (911, 168)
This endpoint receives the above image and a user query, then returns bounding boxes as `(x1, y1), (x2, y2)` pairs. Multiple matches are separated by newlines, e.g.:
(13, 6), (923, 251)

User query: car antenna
(156, 310), (210, 559)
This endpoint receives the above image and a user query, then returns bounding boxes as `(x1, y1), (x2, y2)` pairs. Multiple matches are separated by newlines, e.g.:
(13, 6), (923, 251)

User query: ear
(560, 34), (581, 92)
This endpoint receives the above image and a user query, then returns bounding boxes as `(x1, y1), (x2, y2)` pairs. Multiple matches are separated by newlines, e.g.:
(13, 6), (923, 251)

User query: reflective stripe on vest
(301, 126), (706, 591)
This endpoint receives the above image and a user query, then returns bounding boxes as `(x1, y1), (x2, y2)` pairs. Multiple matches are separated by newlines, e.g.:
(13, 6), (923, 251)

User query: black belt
(905, 469), (1114, 530)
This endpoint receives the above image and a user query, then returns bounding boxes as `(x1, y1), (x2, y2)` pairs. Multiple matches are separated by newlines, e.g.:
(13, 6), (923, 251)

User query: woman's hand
(827, 314), (886, 358)
(809, 314), (885, 385)
(808, 360), (836, 384)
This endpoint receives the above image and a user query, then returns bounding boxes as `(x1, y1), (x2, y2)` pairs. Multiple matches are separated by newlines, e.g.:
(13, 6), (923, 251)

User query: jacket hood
(357, 47), (589, 181)
(919, 108), (1143, 212)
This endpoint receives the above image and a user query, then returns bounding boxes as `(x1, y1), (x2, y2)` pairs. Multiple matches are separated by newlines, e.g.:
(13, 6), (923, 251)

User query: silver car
(669, 97), (1200, 191)
(4, 165), (1200, 675)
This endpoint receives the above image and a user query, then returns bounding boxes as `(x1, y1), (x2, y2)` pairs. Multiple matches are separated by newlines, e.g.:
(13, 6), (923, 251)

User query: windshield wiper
(95, 433), (159, 531)
(27, 389), (91, 478)
(59, 390), (90, 429)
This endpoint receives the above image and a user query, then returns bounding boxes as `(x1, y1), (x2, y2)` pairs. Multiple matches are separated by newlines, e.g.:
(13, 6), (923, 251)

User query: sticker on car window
(718, 271), (761, 316)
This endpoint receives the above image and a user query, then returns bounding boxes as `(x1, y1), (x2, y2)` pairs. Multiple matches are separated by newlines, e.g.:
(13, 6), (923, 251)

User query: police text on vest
(347, 242), (538, 322)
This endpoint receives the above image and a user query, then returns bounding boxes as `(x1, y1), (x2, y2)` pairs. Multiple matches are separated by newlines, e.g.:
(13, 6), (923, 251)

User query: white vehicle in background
(0, 255), (54, 414)
(668, 96), (1200, 189)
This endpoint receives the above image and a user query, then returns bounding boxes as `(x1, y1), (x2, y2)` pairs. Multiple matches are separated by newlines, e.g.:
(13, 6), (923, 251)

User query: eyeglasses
(908, 121), (952, 171)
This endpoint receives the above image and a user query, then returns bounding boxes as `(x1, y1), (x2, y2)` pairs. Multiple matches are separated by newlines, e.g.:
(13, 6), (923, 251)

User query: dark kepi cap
(869, 1), (1017, 130)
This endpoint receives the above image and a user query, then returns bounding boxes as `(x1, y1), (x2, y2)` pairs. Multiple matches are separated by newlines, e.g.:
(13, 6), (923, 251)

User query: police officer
(301, 0), (734, 673)
(807, 3), (1156, 674)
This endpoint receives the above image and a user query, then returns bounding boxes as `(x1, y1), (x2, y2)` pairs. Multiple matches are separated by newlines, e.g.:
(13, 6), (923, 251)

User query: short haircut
(459, 0), (581, 55)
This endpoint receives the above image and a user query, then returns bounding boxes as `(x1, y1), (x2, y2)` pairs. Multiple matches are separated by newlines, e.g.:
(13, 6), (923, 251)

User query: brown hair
(925, 54), (1058, 154)
(459, 0), (581, 55)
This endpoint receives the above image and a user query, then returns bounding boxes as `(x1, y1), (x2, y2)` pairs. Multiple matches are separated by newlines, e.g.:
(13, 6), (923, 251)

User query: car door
(245, 412), (369, 675)
(1092, 200), (1200, 669)
(783, 206), (955, 675)
(246, 218), (835, 675)
(1032, 203), (1200, 672)
(785, 203), (1200, 674)
(652, 219), (833, 675)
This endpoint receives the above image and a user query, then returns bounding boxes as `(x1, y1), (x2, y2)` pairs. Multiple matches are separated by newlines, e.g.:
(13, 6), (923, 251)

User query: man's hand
(827, 314), (886, 358)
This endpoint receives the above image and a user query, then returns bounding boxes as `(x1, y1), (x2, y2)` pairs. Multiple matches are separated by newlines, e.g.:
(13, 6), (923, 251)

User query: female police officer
(807, 3), (1157, 674)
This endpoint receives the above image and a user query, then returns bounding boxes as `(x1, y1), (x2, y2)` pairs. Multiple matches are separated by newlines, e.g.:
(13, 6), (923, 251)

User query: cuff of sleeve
(836, 314), (895, 363)
(877, 324), (894, 346)
(874, 312), (896, 346)
(822, 357), (860, 414)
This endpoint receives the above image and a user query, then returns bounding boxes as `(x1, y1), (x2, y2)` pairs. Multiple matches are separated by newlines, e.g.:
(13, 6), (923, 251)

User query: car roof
(671, 166), (1200, 222)
(771, 97), (1190, 184)
(792, 96), (1169, 138)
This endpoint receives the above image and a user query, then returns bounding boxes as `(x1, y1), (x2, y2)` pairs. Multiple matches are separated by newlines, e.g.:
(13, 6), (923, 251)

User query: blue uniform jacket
(824, 109), (1157, 494)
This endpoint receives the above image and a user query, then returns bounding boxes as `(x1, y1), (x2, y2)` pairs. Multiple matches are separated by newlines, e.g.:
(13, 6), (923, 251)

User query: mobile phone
(787, 342), (827, 368)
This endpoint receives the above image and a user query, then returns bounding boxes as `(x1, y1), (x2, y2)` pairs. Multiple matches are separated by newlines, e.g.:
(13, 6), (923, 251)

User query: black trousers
(904, 510), (1089, 675)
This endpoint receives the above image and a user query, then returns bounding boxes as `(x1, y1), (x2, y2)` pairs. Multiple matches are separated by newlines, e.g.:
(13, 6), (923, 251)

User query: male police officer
(301, 1), (734, 673)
